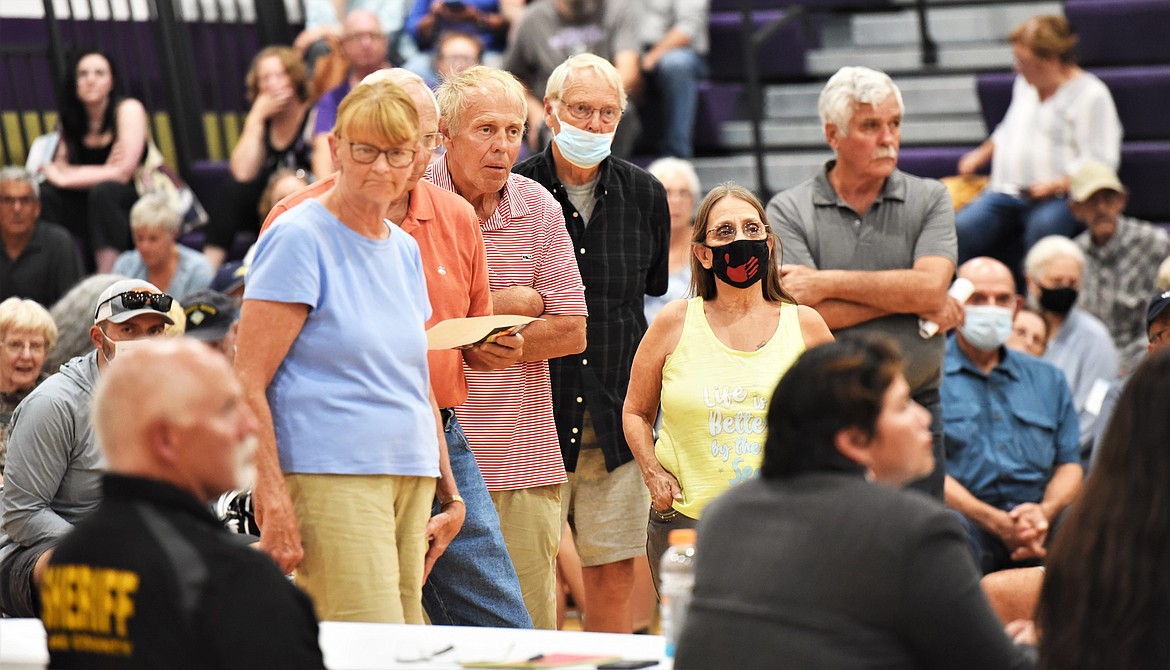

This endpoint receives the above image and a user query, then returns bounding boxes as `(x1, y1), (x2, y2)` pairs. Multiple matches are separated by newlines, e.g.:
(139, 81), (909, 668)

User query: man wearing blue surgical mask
(0, 278), (174, 617)
(941, 257), (1082, 575)
(513, 53), (669, 633)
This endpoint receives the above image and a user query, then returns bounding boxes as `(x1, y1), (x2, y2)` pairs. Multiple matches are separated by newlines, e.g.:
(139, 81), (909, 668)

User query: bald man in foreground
(39, 340), (324, 668)
(262, 69), (533, 628)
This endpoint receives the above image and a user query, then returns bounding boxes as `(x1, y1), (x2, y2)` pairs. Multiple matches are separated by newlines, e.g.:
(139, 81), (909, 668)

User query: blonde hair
(545, 53), (628, 111)
(130, 192), (180, 235)
(333, 80), (420, 147)
(436, 66), (527, 134)
(1010, 15), (1078, 63)
(1156, 256), (1170, 292)
(0, 297), (58, 353)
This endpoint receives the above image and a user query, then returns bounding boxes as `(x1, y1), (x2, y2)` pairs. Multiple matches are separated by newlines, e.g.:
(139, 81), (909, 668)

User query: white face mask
(101, 332), (155, 365)
(552, 113), (615, 169)
(960, 305), (1014, 352)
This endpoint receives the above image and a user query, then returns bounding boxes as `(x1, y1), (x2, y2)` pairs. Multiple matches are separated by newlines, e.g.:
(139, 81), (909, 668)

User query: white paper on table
(426, 315), (543, 350)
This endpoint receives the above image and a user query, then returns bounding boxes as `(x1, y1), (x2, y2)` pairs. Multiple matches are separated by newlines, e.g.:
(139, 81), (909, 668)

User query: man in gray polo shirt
(767, 66), (960, 499)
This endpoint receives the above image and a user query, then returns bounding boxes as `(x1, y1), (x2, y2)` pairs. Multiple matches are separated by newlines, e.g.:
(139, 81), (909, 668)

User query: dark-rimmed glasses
(94, 291), (173, 321)
(348, 142), (416, 167)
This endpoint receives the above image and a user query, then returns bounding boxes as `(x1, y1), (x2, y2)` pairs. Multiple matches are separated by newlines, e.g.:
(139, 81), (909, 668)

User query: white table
(0, 618), (668, 669)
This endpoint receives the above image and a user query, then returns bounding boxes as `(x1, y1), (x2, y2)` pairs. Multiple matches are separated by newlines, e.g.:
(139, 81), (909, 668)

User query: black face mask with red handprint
(707, 239), (769, 289)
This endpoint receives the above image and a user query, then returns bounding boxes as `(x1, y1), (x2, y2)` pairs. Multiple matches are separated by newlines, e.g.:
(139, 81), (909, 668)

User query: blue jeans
(422, 414), (533, 628)
(646, 47), (706, 158)
(955, 191), (1082, 279)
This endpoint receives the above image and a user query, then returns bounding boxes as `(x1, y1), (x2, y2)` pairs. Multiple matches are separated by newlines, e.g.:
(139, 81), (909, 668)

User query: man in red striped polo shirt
(426, 66), (588, 630)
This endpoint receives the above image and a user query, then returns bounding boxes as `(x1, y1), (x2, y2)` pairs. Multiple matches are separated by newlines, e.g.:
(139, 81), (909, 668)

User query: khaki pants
(489, 485), (562, 629)
(287, 473), (435, 623)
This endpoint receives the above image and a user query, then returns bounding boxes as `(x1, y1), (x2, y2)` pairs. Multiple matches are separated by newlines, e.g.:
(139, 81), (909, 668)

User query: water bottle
(659, 528), (696, 658)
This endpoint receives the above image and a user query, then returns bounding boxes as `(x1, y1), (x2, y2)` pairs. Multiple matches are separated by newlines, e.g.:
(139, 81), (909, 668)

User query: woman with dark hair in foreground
(675, 337), (1032, 669)
(1036, 347), (1170, 669)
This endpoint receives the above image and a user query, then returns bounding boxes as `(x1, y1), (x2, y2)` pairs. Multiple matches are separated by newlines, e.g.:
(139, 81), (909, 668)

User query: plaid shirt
(1075, 216), (1170, 371)
(513, 146), (670, 472)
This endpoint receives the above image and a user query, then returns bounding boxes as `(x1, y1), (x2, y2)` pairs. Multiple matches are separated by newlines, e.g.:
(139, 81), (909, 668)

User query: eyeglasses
(348, 142), (417, 167)
(439, 54), (477, 66)
(558, 101), (620, 124)
(421, 133), (443, 151)
(342, 30), (385, 43)
(94, 291), (174, 321)
(705, 221), (770, 245)
(0, 195), (36, 207)
(3, 338), (46, 356)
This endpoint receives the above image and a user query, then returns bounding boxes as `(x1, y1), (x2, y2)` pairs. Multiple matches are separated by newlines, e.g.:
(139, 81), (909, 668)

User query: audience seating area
(688, 0), (1170, 225)
(4, 0), (1168, 233)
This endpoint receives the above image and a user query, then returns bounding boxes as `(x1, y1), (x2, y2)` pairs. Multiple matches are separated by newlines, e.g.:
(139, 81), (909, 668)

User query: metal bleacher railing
(0, 0), (305, 184)
(738, 0), (937, 200)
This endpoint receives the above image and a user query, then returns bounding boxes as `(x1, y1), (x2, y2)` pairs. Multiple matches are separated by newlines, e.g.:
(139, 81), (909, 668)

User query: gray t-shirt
(639, 0), (709, 54)
(563, 176), (598, 226)
(767, 163), (957, 394)
(503, 0), (640, 99)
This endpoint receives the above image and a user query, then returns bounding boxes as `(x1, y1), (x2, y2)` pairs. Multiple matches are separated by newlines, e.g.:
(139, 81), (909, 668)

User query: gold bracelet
(439, 494), (465, 506)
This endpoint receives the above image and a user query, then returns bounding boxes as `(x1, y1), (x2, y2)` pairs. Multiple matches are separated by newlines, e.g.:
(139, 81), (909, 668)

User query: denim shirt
(942, 339), (1080, 509)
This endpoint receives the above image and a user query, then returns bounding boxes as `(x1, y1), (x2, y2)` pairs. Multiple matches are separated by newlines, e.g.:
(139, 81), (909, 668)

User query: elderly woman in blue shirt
(234, 80), (463, 624)
(112, 192), (213, 299)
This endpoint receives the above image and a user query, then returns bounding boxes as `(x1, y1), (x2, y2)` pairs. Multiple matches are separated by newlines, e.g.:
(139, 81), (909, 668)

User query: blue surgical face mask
(552, 114), (614, 169)
(960, 305), (1014, 352)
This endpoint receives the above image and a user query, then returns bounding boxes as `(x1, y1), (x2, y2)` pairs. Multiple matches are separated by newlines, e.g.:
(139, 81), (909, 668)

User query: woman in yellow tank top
(623, 183), (834, 585)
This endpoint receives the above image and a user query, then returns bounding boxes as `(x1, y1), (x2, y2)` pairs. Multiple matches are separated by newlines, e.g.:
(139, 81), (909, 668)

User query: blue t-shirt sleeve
(245, 208), (323, 309)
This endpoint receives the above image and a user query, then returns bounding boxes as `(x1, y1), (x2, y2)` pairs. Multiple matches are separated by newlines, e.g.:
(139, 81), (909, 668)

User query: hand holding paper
(427, 315), (544, 350)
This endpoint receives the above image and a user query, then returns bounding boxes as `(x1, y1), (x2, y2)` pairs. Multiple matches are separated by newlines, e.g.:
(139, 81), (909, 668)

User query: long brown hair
(689, 183), (795, 304)
(1036, 347), (1170, 669)
(245, 46), (312, 105)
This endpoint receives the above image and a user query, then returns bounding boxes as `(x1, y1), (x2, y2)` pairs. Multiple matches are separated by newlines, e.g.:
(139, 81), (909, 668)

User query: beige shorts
(489, 484), (562, 630)
(287, 473), (435, 623)
(562, 446), (650, 568)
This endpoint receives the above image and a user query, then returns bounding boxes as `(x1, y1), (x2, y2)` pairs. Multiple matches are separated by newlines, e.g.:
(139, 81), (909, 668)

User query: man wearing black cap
(1092, 289), (1170, 471)
(182, 289), (239, 361)
(0, 279), (173, 617)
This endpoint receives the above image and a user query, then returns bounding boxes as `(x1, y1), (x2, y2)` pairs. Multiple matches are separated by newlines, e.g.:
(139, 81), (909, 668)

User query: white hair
(129, 192), (180, 235)
(646, 157), (701, 201)
(1155, 255), (1170, 292)
(1024, 235), (1085, 279)
(545, 53), (628, 111)
(0, 166), (40, 199)
(361, 67), (440, 118)
(817, 66), (904, 135)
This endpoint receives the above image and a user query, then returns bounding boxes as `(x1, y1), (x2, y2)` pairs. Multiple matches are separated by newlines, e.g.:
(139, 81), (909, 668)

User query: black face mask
(1039, 286), (1078, 315)
(707, 239), (769, 289)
